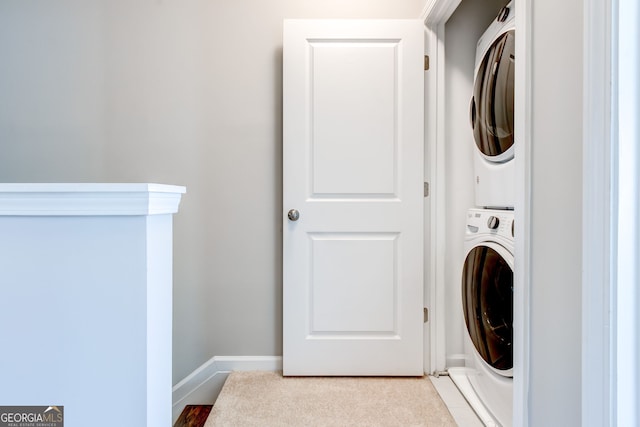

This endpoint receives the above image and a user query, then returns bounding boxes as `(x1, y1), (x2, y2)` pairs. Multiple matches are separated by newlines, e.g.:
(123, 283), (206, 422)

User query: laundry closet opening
(435, 0), (513, 373)
(424, 0), (517, 426)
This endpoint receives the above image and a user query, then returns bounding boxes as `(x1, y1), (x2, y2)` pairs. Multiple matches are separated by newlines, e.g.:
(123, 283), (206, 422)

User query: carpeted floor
(204, 371), (457, 426)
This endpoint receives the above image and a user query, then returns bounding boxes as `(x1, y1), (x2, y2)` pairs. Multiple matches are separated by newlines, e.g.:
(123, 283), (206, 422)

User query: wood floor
(173, 405), (213, 427)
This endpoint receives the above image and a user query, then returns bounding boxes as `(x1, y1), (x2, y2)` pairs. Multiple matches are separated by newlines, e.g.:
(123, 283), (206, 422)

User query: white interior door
(283, 19), (424, 376)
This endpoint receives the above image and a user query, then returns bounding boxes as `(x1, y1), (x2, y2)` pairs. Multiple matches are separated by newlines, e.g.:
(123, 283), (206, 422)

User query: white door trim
(513, 2), (533, 425)
(612, 0), (640, 424)
(422, 0), (532, 425)
(582, 0), (614, 425)
(421, 0), (462, 376)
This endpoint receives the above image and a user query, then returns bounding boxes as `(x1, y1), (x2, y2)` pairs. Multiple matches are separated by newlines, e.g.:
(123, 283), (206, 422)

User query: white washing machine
(450, 208), (513, 426)
(470, 1), (515, 209)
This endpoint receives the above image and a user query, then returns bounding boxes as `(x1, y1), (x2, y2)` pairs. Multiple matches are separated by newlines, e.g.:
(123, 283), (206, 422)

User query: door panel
(312, 41), (398, 196)
(283, 20), (424, 376)
(310, 233), (397, 334)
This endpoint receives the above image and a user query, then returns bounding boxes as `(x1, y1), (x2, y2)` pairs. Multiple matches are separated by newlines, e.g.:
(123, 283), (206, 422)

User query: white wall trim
(172, 356), (283, 424)
(513, 1), (532, 425)
(0, 183), (186, 216)
(582, 0), (613, 425)
(613, 0), (640, 424)
(421, 0), (462, 23)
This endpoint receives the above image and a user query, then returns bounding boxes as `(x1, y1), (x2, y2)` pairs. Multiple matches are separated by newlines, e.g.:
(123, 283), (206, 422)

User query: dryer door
(462, 241), (513, 376)
(470, 30), (515, 163)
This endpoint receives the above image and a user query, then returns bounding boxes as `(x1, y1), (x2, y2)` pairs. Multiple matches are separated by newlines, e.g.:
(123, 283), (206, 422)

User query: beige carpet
(204, 371), (457, 426)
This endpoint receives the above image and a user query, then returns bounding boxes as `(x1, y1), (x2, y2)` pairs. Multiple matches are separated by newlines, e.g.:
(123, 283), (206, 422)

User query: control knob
(487, 216), (500, 230)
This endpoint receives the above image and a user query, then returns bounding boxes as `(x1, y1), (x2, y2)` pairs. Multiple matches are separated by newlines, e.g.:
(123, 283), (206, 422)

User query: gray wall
(529, 0), (583, 424)
(0, 0), (425, 384)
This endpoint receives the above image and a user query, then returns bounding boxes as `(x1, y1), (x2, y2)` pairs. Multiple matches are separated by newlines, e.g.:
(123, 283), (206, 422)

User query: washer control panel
(466, 208), (514, 240)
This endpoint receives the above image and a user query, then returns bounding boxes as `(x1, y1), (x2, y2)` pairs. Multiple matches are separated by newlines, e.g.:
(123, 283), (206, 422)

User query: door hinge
(424, 182), (429, 197)
(424, 307), (429, 323)
(424, 55), (430, 71)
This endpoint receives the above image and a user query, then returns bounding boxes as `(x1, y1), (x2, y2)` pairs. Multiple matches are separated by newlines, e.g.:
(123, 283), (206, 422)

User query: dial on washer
(487, 216), (500, 230)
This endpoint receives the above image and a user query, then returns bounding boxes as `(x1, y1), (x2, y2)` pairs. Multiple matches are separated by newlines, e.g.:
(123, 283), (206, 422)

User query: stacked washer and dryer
(448, 2), (515, 427)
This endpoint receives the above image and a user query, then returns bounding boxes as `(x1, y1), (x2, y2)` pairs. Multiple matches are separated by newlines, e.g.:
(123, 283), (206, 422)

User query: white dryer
(450, 208), (513, 427)
(470, 2), (515, 209)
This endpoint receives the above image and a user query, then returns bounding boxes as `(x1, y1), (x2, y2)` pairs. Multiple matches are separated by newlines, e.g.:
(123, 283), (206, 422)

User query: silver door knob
(287, 209), (300, 221)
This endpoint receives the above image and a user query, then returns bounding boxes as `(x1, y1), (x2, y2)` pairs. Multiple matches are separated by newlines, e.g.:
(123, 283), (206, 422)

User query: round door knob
(487, 216), (500, 230)
(287, 209), (300, 221)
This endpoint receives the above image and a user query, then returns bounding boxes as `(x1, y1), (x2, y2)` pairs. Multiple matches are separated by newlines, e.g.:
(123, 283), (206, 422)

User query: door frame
(420, 0), (462, 378)
(585, 0), (640, 425)
(582, 0), (614, 425)
(421, 0), (532, 424)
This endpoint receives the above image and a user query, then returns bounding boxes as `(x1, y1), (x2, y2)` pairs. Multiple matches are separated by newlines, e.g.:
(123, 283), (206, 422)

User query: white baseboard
(171, 355), (283, 424)
(446, 354), (467, 369)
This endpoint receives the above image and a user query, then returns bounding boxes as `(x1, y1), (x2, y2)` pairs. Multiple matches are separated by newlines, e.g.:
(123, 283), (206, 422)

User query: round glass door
(462, 242), (513, 375)
(470, 30), (515, 163)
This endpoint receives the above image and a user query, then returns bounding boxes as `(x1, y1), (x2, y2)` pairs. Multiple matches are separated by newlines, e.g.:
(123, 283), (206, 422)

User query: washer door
(470, 29), (515, 164)
(462, 241), (513, 377)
